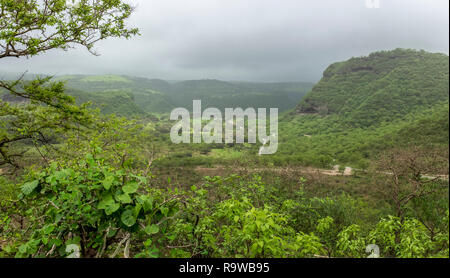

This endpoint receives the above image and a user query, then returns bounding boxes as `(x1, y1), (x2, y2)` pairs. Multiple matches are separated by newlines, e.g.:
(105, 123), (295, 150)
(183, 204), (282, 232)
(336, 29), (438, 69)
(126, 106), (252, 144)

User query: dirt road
(195, 165), (448, 181)
(195, 165), (354, 177)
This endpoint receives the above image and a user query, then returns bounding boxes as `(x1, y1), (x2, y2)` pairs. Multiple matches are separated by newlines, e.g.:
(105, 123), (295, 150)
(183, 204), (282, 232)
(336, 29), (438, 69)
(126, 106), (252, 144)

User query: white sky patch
(1, 0), (448, 82)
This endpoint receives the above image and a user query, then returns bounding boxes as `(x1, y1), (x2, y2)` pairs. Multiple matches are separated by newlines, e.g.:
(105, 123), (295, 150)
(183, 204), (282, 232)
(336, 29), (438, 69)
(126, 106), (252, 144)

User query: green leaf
(117, 193), (132, 204)
(143, 239), (153, 248)
(160, 207), (169, 217)
(98, 194), (120, 215)
(133, 204), (142, 219)
(121, 209), (136, 227)
(143, 197), (153, 212)
(136, 195), (153, 212)
(122, 181), (139, 194)
(105, 203), (120, 215)
(102, 175), (115, 190)
(144, 224), (159, 235)
(21, 180), (39, 195)
(131, 174), (147, 184)
(43, 225), (55, 235)
(97, 194), (114, 210)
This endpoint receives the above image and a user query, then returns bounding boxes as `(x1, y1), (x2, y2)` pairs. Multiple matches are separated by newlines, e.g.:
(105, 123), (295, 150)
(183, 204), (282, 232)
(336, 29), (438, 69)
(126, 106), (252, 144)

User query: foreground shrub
(11, 150), (180, 258)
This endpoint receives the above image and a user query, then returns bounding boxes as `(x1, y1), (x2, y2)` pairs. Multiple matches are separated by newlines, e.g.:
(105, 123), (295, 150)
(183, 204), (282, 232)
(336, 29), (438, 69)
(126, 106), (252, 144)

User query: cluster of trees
(270, 101), (449, 169)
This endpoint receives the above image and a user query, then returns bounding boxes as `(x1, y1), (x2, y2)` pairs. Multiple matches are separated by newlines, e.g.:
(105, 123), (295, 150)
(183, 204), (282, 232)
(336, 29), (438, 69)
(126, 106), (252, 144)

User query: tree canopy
(0, 0), (138, 168)
(0, 0), (138, 58)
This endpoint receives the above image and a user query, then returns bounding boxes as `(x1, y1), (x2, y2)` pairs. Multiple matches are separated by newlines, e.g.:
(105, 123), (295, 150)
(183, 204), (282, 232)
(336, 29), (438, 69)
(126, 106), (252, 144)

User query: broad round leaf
(121, 209), (136, 227)
(122, 181), (139, 194)
(97, 194), (114, 210)
(102, 175), (115, 190)
(144, 224), (159, 235)
(117, 193), (132, 204)
(105, 203), (120, 216)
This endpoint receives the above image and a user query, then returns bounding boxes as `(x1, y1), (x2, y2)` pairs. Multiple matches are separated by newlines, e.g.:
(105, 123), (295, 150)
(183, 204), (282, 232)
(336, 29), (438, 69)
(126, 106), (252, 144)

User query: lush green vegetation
(2, 155), (448, 258)
(0, 1), (448, 259)
(53, 75), (314, 116)
(152, 49), (449, 170)
(67, 88), (145, 117)
(297, 49), (449, 126)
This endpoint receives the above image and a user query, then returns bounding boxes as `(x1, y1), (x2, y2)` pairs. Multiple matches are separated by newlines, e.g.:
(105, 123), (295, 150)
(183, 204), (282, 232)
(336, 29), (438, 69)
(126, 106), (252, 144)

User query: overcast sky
(1, 0), (449, 82)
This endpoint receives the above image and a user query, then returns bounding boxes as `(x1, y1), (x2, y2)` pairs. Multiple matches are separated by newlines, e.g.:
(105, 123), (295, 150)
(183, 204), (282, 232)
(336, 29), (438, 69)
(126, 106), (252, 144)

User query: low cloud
(1, 0), (448, 82)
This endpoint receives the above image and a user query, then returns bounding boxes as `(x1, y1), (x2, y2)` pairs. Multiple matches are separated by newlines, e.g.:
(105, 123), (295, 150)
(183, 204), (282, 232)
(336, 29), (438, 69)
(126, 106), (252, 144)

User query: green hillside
(270, 101), (449, 168)
(58, 75), (313, 115)
(296, 49), (449, 127)
(267, 49), (450, 168)
(66, 88), (145, 117)
(168, 79), (313, 111)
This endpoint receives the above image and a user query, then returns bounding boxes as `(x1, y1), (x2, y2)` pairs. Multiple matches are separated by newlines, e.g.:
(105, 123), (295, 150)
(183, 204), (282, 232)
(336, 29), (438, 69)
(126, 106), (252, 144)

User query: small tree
(372, 145), (449, 219)
(0, 0), (139, 169)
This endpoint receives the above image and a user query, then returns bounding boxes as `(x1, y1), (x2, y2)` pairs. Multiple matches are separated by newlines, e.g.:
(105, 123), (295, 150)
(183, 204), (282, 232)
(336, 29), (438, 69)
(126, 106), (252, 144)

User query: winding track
(195, 165), (449, 181)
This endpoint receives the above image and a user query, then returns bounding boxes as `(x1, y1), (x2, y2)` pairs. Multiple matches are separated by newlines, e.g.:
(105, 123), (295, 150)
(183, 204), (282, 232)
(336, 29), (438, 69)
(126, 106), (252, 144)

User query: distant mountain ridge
(0, 73), (314, 116)
(60, 75), (314, 116)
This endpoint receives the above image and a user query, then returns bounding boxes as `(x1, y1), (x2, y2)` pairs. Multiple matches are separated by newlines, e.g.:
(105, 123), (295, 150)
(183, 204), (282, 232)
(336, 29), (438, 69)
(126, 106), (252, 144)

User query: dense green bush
(5, 148), (180, 258)
(1, 165), (448, 258)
